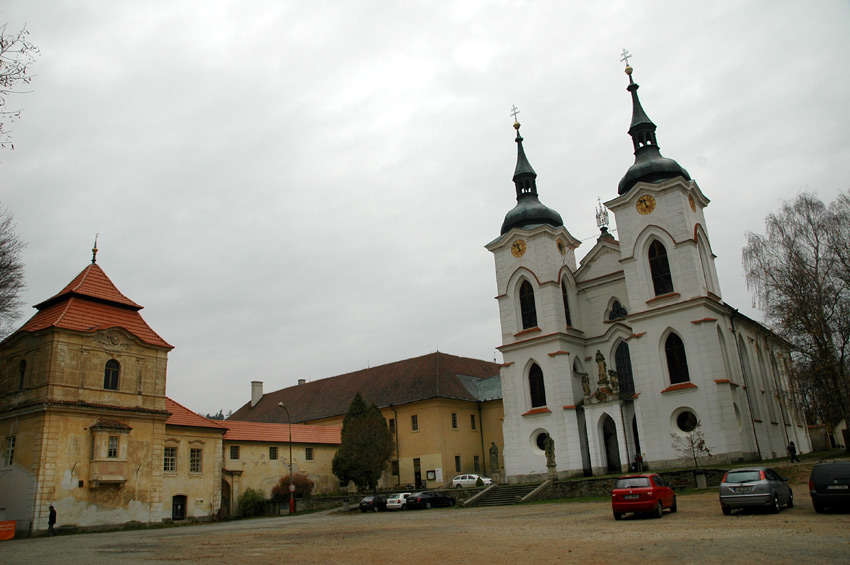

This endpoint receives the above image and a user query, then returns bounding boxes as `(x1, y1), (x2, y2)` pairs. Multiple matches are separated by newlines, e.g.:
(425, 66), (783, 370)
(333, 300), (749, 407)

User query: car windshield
(725, 471), (761, 484)
(615, 477), (650, 489)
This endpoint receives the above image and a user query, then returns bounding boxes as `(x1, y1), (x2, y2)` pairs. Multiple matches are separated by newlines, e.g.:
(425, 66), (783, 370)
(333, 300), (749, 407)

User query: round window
(676, 410), (698, 432)
(535, 432), (548, 451)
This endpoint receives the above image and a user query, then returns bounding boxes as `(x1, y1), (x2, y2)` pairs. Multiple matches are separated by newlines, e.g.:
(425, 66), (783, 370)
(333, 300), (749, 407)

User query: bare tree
(670, 416), (712, 471)
(1, 22), (39, 149)
(743, 191), (850, 426)
(0, 202), (26, 337)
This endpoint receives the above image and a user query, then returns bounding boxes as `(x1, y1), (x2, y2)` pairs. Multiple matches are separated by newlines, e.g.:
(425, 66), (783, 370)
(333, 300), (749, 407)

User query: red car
(611, 474), (677, 520)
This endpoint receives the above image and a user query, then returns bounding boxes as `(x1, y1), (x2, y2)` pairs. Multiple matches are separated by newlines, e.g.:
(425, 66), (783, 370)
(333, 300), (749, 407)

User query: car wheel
(401, 504), (406, 511)
(449, 500), (455, 507)
(425, 502), (432, 510)
(770, 493), (780, 514)
(786, 490), (794, 508)
(613, 512), (623, 521)
(373, 506), (379, 512)
(653, 501), (663, 519)
(813, 501), (826, 514)
(721, 505), (732, 516)
(670, 495), (677, 513)
(456, 485), (462, 489)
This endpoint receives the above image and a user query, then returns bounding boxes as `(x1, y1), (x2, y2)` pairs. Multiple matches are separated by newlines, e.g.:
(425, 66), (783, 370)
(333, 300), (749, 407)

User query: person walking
(787, 441), (800, 463)
(47, 505), (57, 536)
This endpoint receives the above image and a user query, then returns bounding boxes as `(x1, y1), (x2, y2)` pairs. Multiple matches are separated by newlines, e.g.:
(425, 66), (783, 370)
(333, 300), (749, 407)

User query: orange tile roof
(10, 263), (172, 349)
(222, 420), (341, 445)
(165, 398), (227, 431)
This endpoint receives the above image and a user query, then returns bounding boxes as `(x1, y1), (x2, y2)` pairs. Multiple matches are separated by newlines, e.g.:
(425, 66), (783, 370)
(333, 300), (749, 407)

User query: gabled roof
(165, 398), (227, 431)
(229, 352), (502, 424)
(223, 420), (341, 445)
(8, 263), (172, 349)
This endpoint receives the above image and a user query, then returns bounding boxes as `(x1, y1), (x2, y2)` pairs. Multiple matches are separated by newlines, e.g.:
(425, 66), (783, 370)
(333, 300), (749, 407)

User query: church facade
(487, 64), (811, 482)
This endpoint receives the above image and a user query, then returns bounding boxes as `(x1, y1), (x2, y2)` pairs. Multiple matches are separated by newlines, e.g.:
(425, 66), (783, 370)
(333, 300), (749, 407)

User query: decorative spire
(91, 234), (99, 264)
(595, 197), (609, 230)
(617, 51), (690, 195)
(499, 106), (563, 235)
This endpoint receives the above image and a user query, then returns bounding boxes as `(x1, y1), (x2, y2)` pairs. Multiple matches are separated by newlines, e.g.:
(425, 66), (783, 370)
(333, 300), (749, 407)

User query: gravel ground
(3, 463), (849, 564)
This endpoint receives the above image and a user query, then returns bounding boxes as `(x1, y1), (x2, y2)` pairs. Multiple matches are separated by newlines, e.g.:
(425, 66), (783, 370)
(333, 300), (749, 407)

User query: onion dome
(500, 121), (564, 234)
(617, 64), (690, 195)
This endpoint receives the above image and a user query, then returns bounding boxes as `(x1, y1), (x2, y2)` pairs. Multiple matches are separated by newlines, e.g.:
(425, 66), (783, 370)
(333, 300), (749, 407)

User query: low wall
(542, 469), (727, 500)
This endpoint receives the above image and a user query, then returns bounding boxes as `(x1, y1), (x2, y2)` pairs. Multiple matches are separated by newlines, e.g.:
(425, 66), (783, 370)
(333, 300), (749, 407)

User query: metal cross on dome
(510, 104), (520, 122)
(620, 48), (632, 66)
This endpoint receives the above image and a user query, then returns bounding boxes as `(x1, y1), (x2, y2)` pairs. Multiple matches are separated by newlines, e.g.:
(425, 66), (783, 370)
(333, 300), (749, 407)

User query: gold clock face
(557, 240), (566, 256)
(636, 194), (656, 215)
(511, 239), (527, 258)
(688, 194), (696, 212)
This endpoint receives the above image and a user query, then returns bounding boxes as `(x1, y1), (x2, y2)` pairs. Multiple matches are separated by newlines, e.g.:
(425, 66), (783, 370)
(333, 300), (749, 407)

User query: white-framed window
(163, 446), (177, 472)
(451, 413), (458, 429)
(4, 435), (15, 466)
(305, 447), (314, 461)
(107, 436), (119, 458)
(190, 448), (202, 473)
(411, 414), (419, 432)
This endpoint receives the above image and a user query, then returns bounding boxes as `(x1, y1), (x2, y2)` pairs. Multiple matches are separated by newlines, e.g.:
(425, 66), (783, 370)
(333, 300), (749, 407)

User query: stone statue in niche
(595, 350), (609, 385)
(608, 369), (619, 392)
(581, 373), (591, 397)
(489, 441), (500, 472)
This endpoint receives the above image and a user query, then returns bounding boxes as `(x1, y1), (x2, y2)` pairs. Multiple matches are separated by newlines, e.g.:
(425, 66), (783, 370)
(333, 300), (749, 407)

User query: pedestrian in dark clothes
(787, 441), (800, 463)
(48, 505), (57, 536)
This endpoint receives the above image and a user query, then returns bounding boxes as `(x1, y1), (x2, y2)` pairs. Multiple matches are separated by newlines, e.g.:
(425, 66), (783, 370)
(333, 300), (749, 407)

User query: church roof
(617, 64), (690, 195)
(229, 351), (502, 424)
(9, 262), (173, 349)
(223, 420), (341, 444)
(500, 122), (564, 234)
(165, 398), (227, 431)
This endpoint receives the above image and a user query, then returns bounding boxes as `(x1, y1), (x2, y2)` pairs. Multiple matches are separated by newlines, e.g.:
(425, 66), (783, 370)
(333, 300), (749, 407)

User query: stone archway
(601, 414), (621, 473)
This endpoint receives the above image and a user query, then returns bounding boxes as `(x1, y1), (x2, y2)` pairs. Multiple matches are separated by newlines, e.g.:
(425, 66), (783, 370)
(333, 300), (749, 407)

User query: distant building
(487, 63), (811, 482)
(229, 352), (504, 488)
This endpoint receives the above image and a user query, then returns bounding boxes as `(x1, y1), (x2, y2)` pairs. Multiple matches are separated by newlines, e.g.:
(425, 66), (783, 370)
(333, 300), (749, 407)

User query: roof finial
(620, 48), (634, 81)
(91, 234), (99, 264)
(596, 197), (610, 231)
(510, 104), (521, 131)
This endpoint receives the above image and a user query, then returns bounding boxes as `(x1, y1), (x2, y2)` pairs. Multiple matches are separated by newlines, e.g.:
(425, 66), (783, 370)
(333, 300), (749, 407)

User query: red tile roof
(165, 398), (227, 431)
(9, 263), (172, 349)
(222, 420), (340, 445)
(229, 351), (502, 424)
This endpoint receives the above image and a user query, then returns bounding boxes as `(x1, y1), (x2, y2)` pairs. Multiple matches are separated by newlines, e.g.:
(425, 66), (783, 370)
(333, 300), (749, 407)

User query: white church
(487, 62), (811, 482)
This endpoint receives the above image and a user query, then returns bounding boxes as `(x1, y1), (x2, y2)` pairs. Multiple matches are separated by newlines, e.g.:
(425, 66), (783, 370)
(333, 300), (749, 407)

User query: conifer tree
(332, 392), (394, 491)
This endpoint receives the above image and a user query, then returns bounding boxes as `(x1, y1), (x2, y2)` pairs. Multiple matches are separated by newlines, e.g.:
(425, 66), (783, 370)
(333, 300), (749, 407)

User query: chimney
(251, 381), (263, 407)
(298, 378), (306, 386)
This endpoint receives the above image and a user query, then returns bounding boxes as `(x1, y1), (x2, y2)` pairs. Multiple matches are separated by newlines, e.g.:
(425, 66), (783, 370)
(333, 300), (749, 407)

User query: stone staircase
(467, 483), (540, 507)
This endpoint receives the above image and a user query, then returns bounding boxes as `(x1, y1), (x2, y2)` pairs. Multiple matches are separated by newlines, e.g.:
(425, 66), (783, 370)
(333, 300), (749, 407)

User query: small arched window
(561, 281), (572, 327)
(104, 360), (120, 390)
(608, 300), (628, 321)
(665, 334), (690, 384)
(519, 280), (538, 330)
(614, 342), (635, 396)
(18, 360), (26, 391)
(529, 364), (547, 408)
(649, 240), (674, 295)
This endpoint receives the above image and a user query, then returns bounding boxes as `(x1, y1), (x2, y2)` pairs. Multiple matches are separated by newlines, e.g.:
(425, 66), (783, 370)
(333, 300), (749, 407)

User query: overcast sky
(3, 1), (849, 417)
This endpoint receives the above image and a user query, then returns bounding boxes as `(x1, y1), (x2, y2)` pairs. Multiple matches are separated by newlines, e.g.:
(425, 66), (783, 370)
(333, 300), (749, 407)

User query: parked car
(451, 474), (493, 488)
(386, 492), (411, 510)
(359, 495), (387, 512)
(809, 462), (850, 513)
(719, 467), (793, 515)
(406, 491), (456, 510)
(611, 474), (677, 520)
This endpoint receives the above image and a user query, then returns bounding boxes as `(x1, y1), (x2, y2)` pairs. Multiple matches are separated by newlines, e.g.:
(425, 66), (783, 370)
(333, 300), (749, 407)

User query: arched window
(519, 280), (538, 329)
(614, 342), (635, 396)
(665, 334), (690, 384)
(561, 280), (572, 327)
(18, 360), (26, 391)
(104, 360), (120, 390)
(608, 300), (628, 321)
(529, 364), (547, 408)
(648, 240), (674, 295)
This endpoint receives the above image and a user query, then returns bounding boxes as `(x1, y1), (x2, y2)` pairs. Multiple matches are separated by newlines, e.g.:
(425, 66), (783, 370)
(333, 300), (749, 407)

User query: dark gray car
(719, 467), (793, 515)
(809, 462), (850, 513)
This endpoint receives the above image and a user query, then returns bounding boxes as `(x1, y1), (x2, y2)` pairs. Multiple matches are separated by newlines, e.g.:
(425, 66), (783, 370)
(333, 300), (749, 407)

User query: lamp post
(278, 402), (295, 514)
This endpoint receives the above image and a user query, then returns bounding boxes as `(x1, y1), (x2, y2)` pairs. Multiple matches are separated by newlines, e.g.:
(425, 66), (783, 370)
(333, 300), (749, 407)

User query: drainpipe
(731, 309), (762, 459)
(477, 402), (486, 475)
(390, 404), (400, 486)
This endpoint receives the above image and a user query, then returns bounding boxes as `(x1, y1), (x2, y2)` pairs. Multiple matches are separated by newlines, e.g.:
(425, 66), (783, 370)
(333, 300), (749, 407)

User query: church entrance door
(601, 415), (621, 473)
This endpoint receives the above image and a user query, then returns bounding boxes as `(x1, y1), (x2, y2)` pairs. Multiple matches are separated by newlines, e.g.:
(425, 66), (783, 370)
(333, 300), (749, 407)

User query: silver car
(719, 466), (793, 515)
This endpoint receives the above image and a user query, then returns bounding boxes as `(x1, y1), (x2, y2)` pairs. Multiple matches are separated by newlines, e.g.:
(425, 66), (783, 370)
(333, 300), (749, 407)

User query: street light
(278, 402), (295, 514)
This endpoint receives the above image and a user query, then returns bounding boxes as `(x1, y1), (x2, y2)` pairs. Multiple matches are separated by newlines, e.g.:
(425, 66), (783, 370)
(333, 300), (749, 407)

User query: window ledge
(660, 382), (697, 394)
(514, 327), (541, 338)
(714, 378), (740, 388)
(646, 292), (680, 305)
(521, 407), (551, 417)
